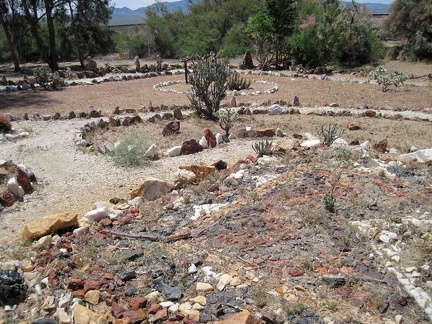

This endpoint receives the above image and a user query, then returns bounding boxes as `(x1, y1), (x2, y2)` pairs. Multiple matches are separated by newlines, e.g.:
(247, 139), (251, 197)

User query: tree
(188, 54), (232, 121)
(248, 0), (297, 69)
(383, 0), (432, 60)
(0, 0), (20, 70)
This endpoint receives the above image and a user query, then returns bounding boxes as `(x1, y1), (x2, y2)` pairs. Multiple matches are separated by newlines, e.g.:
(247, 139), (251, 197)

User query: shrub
(188, 54), (232, 121)
(323, 192), (336, 213)
(0, 114), (12, 133)
(317, 124), (344, 146)
(110, 133), (153, 167)
(227, 71), (251, 91)
(370, 66), (408, 92)
(252, 140), (273, 156)
(215, 108), (238, 136)
(33, 67), (64, 90)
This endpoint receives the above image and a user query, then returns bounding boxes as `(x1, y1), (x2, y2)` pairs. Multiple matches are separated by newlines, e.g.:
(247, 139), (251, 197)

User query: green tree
(248, 0), (297, 69)
(0, 0), (20, 70)
(383, 0), (432, 60)
(188, 54), (232, 121)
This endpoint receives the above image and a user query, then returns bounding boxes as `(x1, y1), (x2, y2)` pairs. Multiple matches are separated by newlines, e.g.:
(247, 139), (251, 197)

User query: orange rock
(217, 310), (261, 324)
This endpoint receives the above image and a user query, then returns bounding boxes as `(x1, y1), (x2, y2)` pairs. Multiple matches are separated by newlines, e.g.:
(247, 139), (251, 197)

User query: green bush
(317, 124), (345, 146)
(188, 54), (232, 120)
(252, 140), (273, 156)
(110, 133), (153, 167)
(215, 107), (238, 136)
(370, 66), (408, 92)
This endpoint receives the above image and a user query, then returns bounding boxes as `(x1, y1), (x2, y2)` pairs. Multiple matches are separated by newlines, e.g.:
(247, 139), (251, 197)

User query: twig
(101, 229), (191, 243)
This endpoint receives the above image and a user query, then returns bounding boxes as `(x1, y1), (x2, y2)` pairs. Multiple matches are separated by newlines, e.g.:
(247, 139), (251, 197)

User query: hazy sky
(111, 0), (394, 10)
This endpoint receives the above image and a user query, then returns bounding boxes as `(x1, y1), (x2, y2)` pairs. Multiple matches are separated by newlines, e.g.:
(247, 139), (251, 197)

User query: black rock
(0, 270), (27, 306)
(32, 319), (58, 324)
(152, 277), (183, 300)
(119, 270), (136, 282)
(322, 275), (346, 288)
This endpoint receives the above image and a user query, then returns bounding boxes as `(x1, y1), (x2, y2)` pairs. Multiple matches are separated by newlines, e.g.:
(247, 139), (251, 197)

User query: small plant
(227, 71), (251, 91)
(253, 284), (267, 308)
(33, 67), (64, 90)
(110, 133), (153, 167)
(317, 124), (345, 146)
(215, 107), (238, 136)
(323, 192), (336, 213)
(252, 139), (273, 156)
(370, 66), (408, 92)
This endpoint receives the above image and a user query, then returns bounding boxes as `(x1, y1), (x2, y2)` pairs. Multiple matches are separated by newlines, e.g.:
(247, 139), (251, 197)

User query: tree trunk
(44, 0), (58, 70)
(0, 7), (20, 71)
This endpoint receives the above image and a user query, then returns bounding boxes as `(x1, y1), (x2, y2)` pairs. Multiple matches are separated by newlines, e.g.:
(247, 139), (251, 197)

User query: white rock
(146, 291), (161, 303)
(331, 138), (348, 146)
(379, 231), (398, 243)
(215, 133), (223, 144)
(399, 148), (432, 163)
(405, 267), (416, 273)
(84, 207), (108, 223)
(160, 301), (174, 308)
(276, 128), (284, 136)
(268, 104), (282, 115)
(199, 136), (208, 149)
(216, 274), (233, 291)
(54, 307), (71, 324)
(33, 235), (53, 251)
(304, 132), (319, 141)
(143, 144), (157, 159)
(360, 141), (371, 152)
(168, 303), (179, 313)
(128, 197), (142, 206)
(73, 226), (89, 237)
(301, 139), (321, 148)
(7, 177), (24, 199)
(188, 263), (198, 274)
(167, 145), (182, 157)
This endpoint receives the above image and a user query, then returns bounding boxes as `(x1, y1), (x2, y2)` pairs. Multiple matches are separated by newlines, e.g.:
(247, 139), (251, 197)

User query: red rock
(218, 310), (261, 324)
(84, 280), (101, 293)
(293, 133), (303, 139)
(347, 123), (360, 131)
(73, 290), (85, 298)
(112, 302), (127, 319)
(123, 309), (147, 323)
(243, 155), (258, 163)
(148, 303), (162, 314)
(207, 183), (219, 192)
(127, 297), (147, 310)
(130, 206), (139, 214)
(16, 168), (33, 193)
(162, 121), (180, 136)
(373, 139), (388, 153)
(289, 270), (305, 277)
(68, 278), (84, 290)
(183, 317), (200, 324)
(365, 110), (377, 117)
(153, 307), (168, 322)
(48, 273), (59, 288)
(340, 266), (353, 276)
(0, 191), (17, 207)
(256, 128), (276, 137)
(99, 218), (113, 227)
(180, 139), (203, 155)
(204, 129), (217, 148)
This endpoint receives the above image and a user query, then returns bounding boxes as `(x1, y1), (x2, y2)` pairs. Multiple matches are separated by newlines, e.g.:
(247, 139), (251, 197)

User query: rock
(256, 128), (276, 137)
(242, 49), (255, 70)
(399, 148), (432, 163)
(217, 274), (233, 291)
(175, 169), (197, 185)
(0, 191), (17, 207)
(373, 139), (388, 153)
(178, 165), (216, 182)
(7, 177), (25, 200)
(22, 212), (79, 241)
(16, 167), (33, 193)
(196, 282), (213, 292)
(153, 307), (168, 322)
(143, 143), (157, 159)
(215, 133), (224, 145)
(204, 129), (217, 148)
(167, 145), (182, 157)
(379, 231), (398, 243)
(83, 207), (108, 223)
(153, 277), (183, 300)
(268, 104), (282, 115)
(162, 121), (180, 136)
(293, 96), (300, 106)
(0, 270), (26, 306)
(231, 96), (237, 107)
(365, 110), (377, 117)
(301, 139), (321, 148)
(84, 290), (100, 305)
(73, 303), (106, 324)
(181, 139), (203, 155)
(236, 128), (247, 138)
(347, 123), (361, 130)
(199, 136), (209, 149)
(173, 107), (183, 120)
(322, 275), (346, 288)
(130, 177), (172, 201)
(360, 141), (371, 152)
(275, 128), (284, 136)
(85, 56), (97, 72)
(218, 310), (261, 324)
(54, 307), (71, 324)
(190, 295), (207, 306)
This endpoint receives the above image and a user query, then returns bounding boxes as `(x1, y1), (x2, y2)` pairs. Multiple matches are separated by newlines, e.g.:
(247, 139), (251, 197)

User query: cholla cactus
(215, 107), (238, 136)
(252, 140), (273, 156)
(370, 66), (408, 92)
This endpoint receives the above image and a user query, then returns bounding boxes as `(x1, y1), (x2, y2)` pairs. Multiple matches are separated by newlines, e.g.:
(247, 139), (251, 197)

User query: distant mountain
(109, 0), (190, 26)
(109, 0), (392, 26)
